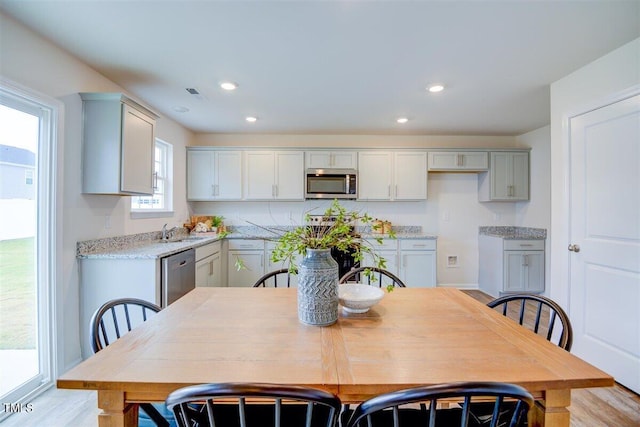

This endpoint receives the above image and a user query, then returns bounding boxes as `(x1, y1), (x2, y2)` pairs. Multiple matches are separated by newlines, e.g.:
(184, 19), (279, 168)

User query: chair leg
(140, 403), (170, 427)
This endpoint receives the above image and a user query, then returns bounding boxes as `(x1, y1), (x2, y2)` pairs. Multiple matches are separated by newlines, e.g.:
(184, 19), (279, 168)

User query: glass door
(0, 84), (56, 420)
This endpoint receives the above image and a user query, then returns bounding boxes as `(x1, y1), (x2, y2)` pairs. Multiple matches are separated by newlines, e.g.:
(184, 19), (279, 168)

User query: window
(131, 139), (173, 217)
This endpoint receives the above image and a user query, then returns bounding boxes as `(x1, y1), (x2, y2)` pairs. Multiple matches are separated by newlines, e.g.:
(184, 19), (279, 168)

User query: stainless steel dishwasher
(161, 248), (195, 306)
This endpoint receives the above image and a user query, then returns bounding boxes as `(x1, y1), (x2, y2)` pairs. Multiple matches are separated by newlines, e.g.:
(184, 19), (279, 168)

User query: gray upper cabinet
(305, 150), (357, 169)
(187, 149), (243, 201)
(80, 93), (158, 195)
(478, 151), (530, 201)
(427, 151), (488, 171)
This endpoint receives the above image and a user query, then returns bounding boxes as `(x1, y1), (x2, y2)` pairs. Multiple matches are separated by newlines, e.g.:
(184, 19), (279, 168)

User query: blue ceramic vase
(297, 249), (339, 326)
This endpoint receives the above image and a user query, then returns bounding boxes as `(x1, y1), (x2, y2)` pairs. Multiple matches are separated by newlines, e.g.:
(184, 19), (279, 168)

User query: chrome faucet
(161, 223), (178, 241)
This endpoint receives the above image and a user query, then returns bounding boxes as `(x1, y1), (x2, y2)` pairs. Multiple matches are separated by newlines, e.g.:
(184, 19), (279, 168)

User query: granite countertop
(77, 231), (222, 260)
(479, 226), (546, 240)
(77, 225), (437, 260)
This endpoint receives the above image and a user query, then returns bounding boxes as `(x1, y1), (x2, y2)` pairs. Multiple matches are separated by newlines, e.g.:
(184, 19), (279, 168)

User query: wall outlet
(447, 255), (459, 268)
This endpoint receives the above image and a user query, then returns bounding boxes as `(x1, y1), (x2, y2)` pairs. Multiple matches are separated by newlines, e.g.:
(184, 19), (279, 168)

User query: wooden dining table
(57, 287), (613, 427)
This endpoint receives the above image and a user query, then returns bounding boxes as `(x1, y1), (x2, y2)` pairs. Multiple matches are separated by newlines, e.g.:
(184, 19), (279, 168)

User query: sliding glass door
(0, 83), (57, 420)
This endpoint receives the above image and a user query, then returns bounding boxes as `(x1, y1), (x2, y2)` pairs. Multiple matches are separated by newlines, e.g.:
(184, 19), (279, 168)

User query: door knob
(568, 244), (581, 253)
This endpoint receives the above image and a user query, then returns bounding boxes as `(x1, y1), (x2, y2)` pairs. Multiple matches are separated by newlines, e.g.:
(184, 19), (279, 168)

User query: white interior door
(569, 94), (640, 393)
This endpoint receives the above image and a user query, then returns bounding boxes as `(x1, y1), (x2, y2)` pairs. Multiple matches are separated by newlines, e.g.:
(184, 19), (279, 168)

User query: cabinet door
(503, 251), (526, 292)
(394, 152), (427, 200)
(306, 151), (356, 168)
(489, 152), (529, 201)
(216, 151), (243, 200)
(331, 151), (357, 169)
(187, 150), (215, 200)
(245, 151), (275, 200)
(195, 256), (212, 287)
(305, 151), (332, 168)
(490, 152), (512, 200)
(209, 251), (222, 287)
(524, 251), (544, 292)
(227, 250), (264, 287)
(120, 104), (155, 194)
(400, 251), (436, 287)
(358, 152), (392, 200)
(428, 152), (488, 171)
(504, 250), (543, 292)
(274, 151), (304, 200)
(511, 152), (530, 200)
(362, 250), (399, 288)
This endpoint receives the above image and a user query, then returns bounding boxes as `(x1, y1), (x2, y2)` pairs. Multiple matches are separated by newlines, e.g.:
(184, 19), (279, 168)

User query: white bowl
(338, 283), (384, 313)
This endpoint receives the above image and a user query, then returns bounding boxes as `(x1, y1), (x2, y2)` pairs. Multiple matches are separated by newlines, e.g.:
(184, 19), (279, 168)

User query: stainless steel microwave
(305, 168), (357, 199)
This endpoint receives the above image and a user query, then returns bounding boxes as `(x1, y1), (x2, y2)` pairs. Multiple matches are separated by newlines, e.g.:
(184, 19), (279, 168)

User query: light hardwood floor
(2, 290), (639, 427)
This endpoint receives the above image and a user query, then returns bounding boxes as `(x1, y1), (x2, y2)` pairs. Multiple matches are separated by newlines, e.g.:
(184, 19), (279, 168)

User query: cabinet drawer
(503, 240), (544, 251)
(365, 239), (398, 251)
(399, 239), (436, 251)
(195, 241), (221, 261)
(227, 239), (264, 250)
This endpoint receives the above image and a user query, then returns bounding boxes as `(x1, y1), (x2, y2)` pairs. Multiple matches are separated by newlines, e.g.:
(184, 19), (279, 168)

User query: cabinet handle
(522, 254), (529, 266)
(395, 185), (398, 198)
(330, 153), (334, 167)
(508, 185), (514, 197)
(388, 185), (391, 197)
(211, 184), (216, 196)
(412, 244), (427, 248)
(152, 172), (158, 191)
(457, 154), (463, 167)
(209, 260), (213, 275)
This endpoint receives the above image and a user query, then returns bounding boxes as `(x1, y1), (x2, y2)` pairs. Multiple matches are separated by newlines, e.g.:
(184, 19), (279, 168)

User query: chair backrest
(90, 297), (161, 353)
(339, 266), (406, 288)
(253, 268), (297, 288)
(166, 382), (342, 427)
(487, 293), (573, 351)
(346, 381), (533, 427)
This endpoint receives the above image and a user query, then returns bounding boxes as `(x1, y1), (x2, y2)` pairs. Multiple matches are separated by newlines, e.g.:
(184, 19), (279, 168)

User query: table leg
(97, 390), (138, 427)
(529, 389), (571, 427)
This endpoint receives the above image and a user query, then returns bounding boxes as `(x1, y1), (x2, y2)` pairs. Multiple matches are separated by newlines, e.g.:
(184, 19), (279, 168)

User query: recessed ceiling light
(172, 106), (189, 113)
(246, 116), (257, 123)
(428, 84), (445, 93)
(220, 82), (238, 91)
(397, 117), (409, 124)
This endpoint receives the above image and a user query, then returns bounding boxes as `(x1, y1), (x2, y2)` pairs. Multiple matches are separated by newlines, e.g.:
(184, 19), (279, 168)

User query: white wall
(516, 126), (551, 294)
(0, 12), (194, 372)
(550, 38), (640, 307)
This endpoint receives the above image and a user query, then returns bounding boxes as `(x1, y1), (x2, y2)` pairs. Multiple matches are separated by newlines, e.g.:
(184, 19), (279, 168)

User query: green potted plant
(270, 200), (395, 278)
(267, 199), (396, 326)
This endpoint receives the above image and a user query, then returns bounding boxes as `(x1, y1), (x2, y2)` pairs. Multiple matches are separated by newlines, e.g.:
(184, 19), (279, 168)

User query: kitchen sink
(159, 236), (207, 243)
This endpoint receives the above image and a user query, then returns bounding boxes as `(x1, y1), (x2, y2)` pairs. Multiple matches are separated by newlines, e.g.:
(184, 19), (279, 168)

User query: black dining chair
(487, 293), (573, 351)
(345, 381), (534, 427)
(166, 382), (342, 427)
(253, 268), (297, 288)
(339, 266), (406, 288)
(90, 298), (174, 427)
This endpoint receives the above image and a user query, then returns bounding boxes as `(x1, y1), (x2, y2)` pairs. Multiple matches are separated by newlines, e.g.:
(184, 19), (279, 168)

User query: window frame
(130, 138), (173, 219)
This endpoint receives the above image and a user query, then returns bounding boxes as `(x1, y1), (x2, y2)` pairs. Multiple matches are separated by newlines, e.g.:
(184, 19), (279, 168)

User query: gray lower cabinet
(226, 239), (265, 287)
(195, 241), (222, 287)
(479, 236), (545, 297)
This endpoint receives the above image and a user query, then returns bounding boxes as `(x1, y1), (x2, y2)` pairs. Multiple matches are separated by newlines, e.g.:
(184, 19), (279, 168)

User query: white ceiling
(1, 1), (639, 136)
